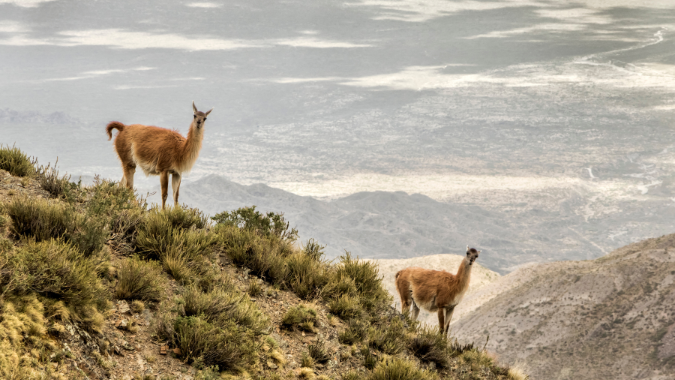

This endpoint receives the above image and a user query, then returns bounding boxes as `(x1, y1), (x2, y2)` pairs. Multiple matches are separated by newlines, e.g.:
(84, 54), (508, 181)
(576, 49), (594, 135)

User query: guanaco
(395, 246), (480, 336)
(106, 102), (212, 209)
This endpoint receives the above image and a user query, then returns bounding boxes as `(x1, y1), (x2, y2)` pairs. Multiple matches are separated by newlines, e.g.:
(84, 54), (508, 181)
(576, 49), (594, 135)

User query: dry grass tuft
(508, 366), (529, 380)
(282, 304), (318, 333)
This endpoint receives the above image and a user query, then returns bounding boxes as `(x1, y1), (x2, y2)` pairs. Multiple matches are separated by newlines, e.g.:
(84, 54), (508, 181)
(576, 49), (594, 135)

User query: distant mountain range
(147, 174), (673, 274)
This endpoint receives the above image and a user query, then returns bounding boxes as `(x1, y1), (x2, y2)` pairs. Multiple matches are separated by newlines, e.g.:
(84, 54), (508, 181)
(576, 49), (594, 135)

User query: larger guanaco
(106, 102), (212, 209)
(395, 246), (480, 336)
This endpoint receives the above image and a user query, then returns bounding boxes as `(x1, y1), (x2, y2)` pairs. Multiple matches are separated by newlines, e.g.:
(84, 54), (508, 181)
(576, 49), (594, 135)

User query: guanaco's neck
(455, 257), (473, 290)
(180, 123), (204, 167)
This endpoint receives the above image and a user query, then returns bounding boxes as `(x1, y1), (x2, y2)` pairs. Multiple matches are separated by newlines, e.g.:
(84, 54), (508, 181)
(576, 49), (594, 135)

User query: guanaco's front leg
(160, 171), (169, 209)
(171, 173), (181, 206)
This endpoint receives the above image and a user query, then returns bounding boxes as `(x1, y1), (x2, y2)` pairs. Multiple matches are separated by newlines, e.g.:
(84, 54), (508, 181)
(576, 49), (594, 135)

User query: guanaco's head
(466, 246), (480, 265)
(192, 101), (213, 129)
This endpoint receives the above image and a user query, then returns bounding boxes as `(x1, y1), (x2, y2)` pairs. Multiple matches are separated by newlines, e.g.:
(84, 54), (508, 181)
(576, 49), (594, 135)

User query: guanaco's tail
(106, 121), (125, 141)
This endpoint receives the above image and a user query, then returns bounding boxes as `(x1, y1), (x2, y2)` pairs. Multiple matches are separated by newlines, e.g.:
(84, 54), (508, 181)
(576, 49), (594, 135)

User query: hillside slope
(0, 148), (518, 380)
(451, 234), (675, 380)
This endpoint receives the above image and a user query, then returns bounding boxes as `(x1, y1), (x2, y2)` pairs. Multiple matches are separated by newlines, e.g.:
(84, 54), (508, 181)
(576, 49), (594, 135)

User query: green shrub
(218, 226), (291, 285)
(0, 239), (109, 330)
(136, 209), (216, 261)
(69, 216), (107, 256)
(136, 207), (218, 287)
(6, 196), (106, 255)
(408, 327), (450, 368)
(212, 206), (297, 241)
(367, 358), (438, 380)
(181, 285), (269, 335)
(368, 317), (409, 355)
(331, 253), (390, 314)
(7, 196), (75, 241)
(328, 294), (362, 320)
(115, 256), (164, 302)
(281, 304), (317, 332)
(170, 316), (257, 370)
(87, 177), (138, 217)
(0, 144), (34, 177)
(286, 248), (328, 300)
(159, 245), (218, 290)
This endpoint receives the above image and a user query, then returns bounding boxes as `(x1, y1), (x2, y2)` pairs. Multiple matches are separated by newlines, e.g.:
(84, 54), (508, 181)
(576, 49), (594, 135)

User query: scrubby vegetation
(0, 144), (34, 177)
(0, 145), (519, 379)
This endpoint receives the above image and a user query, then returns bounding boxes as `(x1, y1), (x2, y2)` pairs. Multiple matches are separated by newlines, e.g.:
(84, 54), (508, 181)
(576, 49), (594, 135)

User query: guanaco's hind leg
(411, 298), (420, 320)
(437, 308), (445, 335)
(396, 272), (412, 314)
(160, 171), (169, 209)
(122, 164), (136, 189)
(171, 173), (181, 207)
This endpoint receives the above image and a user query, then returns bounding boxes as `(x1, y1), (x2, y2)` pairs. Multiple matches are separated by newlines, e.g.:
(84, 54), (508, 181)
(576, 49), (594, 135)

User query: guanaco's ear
(205, 108), (213, 116)
(466, 245), (470, 251)
(193, 101), (198, 113)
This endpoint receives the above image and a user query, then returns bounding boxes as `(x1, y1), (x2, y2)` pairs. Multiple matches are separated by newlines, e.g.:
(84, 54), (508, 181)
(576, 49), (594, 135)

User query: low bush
(86, 177), (138, 217)
(247, 279), (263, 297)
(338, 319), (368, 345)
(115, 256), (164, 302)
(34, 161), (80, 201)
(212, 206), (297, 241)
(281, 304), (317, 332)
(368, 317), (409, 355)
(0, 144), (34, 177)
(170, 316), (257, 370)
(181, 285), (269, 335)
(136, 208), (217, 261)
(329, 253), (390, 315)
(136, 207), (218, 288)
(286, 246), (328, 300)
(6, 196), (106, 255)
(0, 239), (109, 331)
(218, 226), (291, 285)
(328, 294), (362, 320)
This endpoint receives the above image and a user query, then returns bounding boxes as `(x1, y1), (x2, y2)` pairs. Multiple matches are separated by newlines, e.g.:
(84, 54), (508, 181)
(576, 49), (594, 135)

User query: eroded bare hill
(451, 234), (675, 380)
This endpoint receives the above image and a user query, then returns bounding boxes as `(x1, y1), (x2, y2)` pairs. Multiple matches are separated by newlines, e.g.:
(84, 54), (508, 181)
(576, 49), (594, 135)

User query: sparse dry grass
(507, 366), (529, 380)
